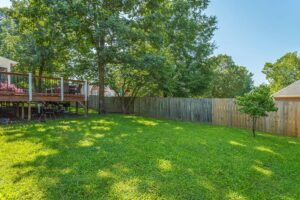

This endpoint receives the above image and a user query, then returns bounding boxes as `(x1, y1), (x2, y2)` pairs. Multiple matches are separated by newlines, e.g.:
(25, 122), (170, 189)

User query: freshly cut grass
(0, 114), (300, 199)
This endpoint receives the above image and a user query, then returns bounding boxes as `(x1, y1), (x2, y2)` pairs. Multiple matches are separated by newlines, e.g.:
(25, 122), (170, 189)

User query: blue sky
(206, 0), (300, 85)
(1, 0), (300, 85)
(0, 0), (10, 8)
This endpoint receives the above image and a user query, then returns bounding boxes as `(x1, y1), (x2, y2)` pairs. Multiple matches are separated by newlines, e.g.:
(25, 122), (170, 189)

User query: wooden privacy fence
(88, 96), (134, 113)
(89, 96), (300, 137)
(212, 99), (300, 137)
(134, 97), (212, 123)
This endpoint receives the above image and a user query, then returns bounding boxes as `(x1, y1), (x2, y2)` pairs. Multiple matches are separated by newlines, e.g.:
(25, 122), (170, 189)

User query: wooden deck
(0, 72), (88, 120)
(0, 71), (87, 103)
(0, 92), (85, 102)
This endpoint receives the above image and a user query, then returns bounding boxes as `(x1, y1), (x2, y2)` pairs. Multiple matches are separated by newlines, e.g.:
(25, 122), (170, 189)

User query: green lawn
(0, 115), (300, 200)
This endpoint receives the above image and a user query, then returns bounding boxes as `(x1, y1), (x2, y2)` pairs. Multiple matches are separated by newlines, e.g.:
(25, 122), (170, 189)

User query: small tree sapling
(236, 85), (278, 137)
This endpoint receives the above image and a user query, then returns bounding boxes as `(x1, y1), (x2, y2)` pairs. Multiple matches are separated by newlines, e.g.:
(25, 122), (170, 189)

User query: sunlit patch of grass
(56, 125), (71, 131)
(134, 119), (158, 126)
(252, 165), (273, 177)
(123, 115), (138, 119)
(227, 191), (247, 200)
(78, 138), (94, 147)
(288, 141), (300, 145)
(1, 114), (300, 199)
(120, 133), (129, 138)
(158, 159), (172, 172)
(94, 133), (105, 138)
(92, 119), (119, 126)
(97, 169), (115, 179)
(91, 126), (111, 131)
(255, 146), (278, 155)
(198, 178), (216, 192)
(174, 126), (183, 130)
(111, 178), (141, 198)
(229, 140), (246, 147)
(136, 128), (143, 133)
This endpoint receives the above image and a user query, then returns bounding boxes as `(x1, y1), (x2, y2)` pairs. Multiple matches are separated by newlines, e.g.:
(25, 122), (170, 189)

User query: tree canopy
(0, 7), (19, 60)
(0, 0), (261, 113)
(0, 0), (219, 113)
(206, 54), (254, 98)
(262, 52), (300, 93)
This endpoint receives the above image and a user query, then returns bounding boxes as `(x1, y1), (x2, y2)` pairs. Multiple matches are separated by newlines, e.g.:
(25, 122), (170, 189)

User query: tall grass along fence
(89, 96), (300, 137)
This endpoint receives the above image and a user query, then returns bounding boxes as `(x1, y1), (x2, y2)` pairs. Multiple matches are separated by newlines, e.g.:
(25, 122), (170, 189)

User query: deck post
(21, 103), (25, 120)
(60, 77), (64, 102)
(16, 103), (20, 118)
(28, 103), (31, 121)
(28, 73), (32, 102)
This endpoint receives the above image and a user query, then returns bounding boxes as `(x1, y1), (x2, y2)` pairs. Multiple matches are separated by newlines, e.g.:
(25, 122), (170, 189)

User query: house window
(0, 67), (8, 82)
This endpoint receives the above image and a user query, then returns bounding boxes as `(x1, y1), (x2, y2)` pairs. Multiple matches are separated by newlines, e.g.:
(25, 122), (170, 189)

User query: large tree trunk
(37, 57), (45, 93)
(98, 62), (106, 114)
(96, 35), (106, 115)
(252, 117), (257, 137)
(33, 70), (37, 92)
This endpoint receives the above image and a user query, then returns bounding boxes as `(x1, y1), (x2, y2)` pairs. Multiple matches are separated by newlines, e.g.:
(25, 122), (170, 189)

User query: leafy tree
(262, 52), (300, 93)
(2, 0), (217, 112)
(107, 51), (174, 113)
(52, 0), (216, 112)
(0, 7), (20, 60)
(161, 0), (217, 97)
(44, 0), (147, 114)
(9, 0), (71, 91)
(207, 54), (254, 97)
(236, 85), (278, 137)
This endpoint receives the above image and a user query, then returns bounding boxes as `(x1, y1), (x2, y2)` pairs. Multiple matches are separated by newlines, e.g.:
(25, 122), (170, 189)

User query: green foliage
(0, 1), (71, 80)
(1, 0), (217, 103)
(55, 0), (216, 97)
(262, 52), (300, 93)
(13, 0), (70, 75)
(236, 85), (278, 136)
(0, 7), (19, 60)
(161, 0), (217, 97)
(1, 114), (300, 199)
(207, 54), (254, 97)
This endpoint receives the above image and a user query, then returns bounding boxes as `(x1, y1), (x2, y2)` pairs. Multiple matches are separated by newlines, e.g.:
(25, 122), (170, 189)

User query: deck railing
(0, 72), (88, 102)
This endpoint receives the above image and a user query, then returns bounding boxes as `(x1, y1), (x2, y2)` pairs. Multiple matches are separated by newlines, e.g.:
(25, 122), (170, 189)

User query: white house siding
(0, 56), (17, 84)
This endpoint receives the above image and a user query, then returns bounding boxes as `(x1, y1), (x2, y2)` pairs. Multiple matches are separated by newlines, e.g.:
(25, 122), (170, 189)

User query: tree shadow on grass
(1, 114), (300, 199)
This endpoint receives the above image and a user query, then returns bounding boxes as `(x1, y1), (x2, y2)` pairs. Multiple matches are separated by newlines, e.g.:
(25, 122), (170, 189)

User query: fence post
(60, 77), (64, 102)
(28, 73), (32, 102)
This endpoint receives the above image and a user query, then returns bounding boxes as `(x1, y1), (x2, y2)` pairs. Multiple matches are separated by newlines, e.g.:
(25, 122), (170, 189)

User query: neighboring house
(0, 56), (17, 84)
(89, 85), (117, 97)
(273, 80), (300, 101)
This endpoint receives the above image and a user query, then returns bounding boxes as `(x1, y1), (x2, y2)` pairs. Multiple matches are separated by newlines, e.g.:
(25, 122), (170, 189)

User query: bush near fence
(89, 96), (300, 137)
